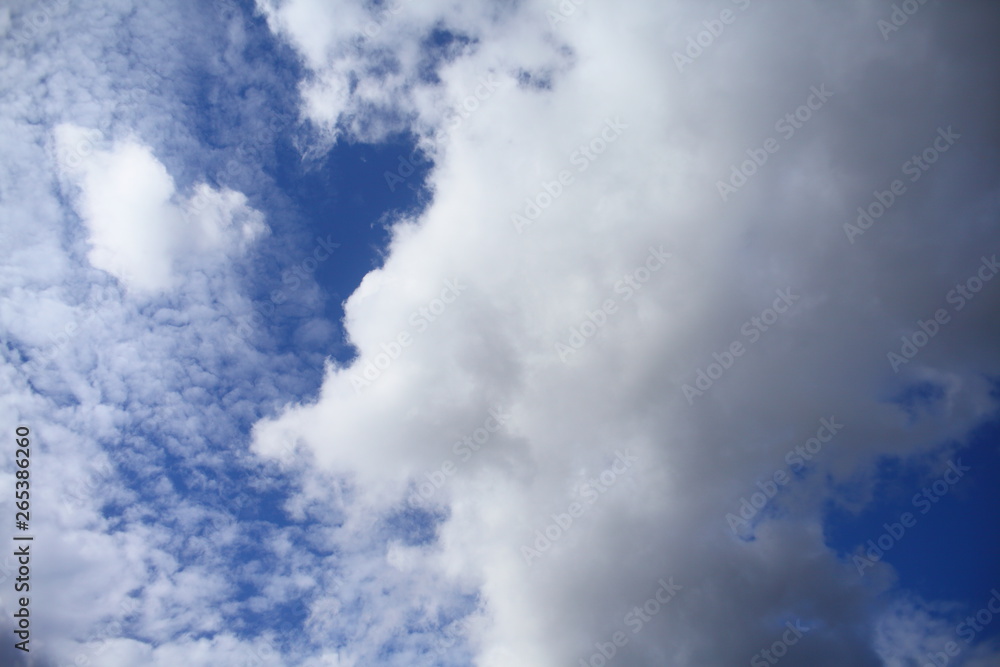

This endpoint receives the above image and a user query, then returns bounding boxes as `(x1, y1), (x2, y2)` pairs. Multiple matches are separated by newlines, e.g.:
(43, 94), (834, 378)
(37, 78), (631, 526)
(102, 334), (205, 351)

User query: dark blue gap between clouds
(165, 0), (433, 367)
(824, 379), (1000, 647)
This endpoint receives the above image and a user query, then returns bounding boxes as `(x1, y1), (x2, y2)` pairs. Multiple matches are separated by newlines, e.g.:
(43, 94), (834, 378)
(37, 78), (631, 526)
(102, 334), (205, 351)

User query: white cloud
(252, 0), (1000, 664)
(54, 124), (267, 294)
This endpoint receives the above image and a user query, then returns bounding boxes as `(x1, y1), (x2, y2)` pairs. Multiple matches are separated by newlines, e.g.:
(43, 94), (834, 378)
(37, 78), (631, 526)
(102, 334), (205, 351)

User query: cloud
(1, 0), (997, 664)
(54, 124), (267, 294)
(251, 0), (1000, 664)
(0, 1), (326, 665)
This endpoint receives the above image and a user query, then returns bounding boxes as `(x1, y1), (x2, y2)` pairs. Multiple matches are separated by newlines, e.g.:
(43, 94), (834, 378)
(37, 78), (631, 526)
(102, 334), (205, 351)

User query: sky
(1, 0), (999, 666)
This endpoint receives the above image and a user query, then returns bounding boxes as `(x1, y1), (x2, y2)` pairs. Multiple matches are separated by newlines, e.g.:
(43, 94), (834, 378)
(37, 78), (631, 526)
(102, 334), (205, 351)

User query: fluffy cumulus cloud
(250, 0), (1000, 665)
(54, 124), (267, 293)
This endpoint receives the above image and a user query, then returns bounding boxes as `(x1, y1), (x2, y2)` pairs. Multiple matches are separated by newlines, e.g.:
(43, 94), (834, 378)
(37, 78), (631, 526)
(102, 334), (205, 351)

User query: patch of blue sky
(382, 503), (449, 546)
(891, 380), (948, 423)
(417, 26), (478, 84)
(823, 396), (1000, 644)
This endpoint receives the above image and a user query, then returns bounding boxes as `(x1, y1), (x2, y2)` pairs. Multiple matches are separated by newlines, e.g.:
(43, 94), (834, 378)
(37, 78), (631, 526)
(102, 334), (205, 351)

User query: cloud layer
(251, 0), (1000, 664)
(1, 0), (998, 665)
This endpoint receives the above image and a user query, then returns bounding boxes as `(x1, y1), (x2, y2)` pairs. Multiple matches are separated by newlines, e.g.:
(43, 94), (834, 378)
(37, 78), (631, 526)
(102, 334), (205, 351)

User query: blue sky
(1, 0), (1000, 666)
(824, 409), (1000, 633)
